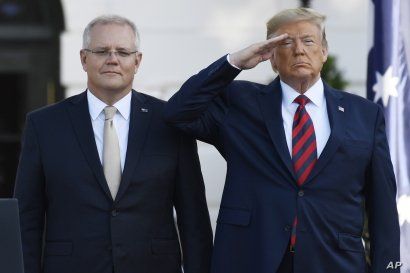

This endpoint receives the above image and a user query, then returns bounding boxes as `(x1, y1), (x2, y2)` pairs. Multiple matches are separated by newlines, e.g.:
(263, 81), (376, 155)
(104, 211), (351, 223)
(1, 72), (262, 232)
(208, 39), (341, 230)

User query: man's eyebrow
(115, 47), (135, 51)
(300, 34), (315, 38)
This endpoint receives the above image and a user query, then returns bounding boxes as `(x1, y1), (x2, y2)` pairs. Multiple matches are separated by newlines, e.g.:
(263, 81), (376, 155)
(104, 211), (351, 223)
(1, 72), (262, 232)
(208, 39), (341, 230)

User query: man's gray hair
(82, 15), (140, 50)
(266, 8), (328, 49)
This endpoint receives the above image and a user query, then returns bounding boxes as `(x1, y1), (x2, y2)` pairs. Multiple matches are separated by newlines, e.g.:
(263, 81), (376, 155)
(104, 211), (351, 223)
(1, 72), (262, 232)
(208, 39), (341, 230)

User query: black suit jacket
(164, 56), (400, 273)
(14, 90), (213, 273)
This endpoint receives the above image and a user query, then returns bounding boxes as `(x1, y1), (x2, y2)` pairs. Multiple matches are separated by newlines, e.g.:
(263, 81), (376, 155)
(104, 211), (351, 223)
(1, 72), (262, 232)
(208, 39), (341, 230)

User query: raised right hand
(229, 34), (288, 70)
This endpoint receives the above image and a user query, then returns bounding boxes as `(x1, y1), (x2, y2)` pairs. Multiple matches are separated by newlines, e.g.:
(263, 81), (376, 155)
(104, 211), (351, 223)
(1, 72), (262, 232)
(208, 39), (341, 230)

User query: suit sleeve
(163, 56), (241, 152)
(13, 115), (45, 273)
(174, 133), (213, 273)
(365, 106), (400, 273)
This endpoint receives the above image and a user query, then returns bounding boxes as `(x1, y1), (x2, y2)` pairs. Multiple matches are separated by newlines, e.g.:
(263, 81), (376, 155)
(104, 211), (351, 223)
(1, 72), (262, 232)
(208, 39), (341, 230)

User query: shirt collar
(280, 78), (325, 108)
(87, 89), (132, 120)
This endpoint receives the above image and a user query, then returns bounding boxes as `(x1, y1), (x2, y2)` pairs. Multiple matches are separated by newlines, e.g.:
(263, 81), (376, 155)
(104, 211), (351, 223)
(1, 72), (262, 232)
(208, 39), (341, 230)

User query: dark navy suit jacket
(163, 56), (400, 273)
(14, 90), (213, 273)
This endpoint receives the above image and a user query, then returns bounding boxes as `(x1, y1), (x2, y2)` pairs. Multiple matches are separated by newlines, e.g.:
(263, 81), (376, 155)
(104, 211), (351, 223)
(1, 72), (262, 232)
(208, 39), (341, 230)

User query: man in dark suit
(164, 8), (400, 273)
(14, 15), (212, 273)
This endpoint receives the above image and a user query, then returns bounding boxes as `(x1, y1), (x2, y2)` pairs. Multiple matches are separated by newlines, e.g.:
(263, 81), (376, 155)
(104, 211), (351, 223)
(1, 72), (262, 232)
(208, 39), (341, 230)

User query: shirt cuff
(227, 54), (242, 70)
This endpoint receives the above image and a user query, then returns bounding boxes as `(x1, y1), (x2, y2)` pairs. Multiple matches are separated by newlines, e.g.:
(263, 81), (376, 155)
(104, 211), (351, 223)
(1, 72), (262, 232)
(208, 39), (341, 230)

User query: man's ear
(134, 52), (143, 74)
(80, 50), (87, 72)
(321, 46), (328, 63)
(270, 54), (278, 73)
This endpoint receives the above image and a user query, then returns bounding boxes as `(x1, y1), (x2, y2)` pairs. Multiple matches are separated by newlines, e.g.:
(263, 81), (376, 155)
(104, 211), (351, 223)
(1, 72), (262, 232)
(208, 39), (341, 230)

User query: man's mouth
(292, 62), (309, 67)
(102, 71), (121, 75)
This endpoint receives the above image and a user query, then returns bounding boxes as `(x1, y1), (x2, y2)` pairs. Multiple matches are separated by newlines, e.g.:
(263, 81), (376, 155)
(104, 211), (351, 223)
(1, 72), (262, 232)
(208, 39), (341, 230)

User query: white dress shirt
(281, 79), (330, 157)
(87, 90), (131, 171)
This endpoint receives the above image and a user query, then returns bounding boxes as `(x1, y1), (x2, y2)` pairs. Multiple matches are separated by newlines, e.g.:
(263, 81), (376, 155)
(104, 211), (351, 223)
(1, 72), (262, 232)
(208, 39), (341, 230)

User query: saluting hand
(229, 34), (288, 70)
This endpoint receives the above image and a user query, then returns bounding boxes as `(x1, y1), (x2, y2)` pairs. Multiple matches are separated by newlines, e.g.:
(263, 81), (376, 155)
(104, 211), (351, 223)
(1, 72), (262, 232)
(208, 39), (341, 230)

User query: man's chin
(97, 83), (129, 93)
(290, 69), (316, 80)
(99, 79), (124, 89)
(291, 66), (312, 73)
(281, 72), (317, 85)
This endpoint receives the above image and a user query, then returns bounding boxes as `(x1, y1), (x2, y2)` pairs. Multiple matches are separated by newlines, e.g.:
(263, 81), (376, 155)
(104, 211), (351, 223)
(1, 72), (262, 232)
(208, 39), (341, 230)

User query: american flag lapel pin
(338, 106), (344, 112)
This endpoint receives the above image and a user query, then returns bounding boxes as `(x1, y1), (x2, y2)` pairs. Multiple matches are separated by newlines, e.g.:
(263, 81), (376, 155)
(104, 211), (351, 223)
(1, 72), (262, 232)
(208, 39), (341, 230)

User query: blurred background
(0, 0), (408, 269)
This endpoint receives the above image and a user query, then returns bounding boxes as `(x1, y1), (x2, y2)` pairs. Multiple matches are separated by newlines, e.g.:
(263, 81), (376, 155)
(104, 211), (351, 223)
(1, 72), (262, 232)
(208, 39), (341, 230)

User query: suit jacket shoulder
(224, 80), (267, 108)
(327, 86), (381, 118)
(134, 90), (179, 133)
(134, 90), (165, 106)
(26, 91), (86, 123)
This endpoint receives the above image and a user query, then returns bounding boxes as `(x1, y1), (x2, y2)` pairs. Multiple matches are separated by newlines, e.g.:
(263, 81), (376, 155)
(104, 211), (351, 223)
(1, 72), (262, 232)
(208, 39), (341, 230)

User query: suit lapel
(115, 91), (153, 201)
(67, 91), (113, 201)
(257, 78), (297, 182)
(303, 83), (346, 185)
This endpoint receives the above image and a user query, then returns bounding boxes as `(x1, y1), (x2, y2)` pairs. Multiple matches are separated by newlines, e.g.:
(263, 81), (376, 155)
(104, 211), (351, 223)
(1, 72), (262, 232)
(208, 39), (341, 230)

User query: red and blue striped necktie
(290, 95), (317, 250)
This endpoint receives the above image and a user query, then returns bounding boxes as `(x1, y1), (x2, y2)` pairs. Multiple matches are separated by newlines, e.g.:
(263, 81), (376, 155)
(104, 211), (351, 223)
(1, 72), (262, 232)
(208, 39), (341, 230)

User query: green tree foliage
(321, 55), (349, 89)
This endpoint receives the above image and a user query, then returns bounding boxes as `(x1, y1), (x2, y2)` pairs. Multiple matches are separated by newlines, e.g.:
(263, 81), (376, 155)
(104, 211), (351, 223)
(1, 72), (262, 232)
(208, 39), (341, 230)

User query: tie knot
(104, 106), (117, 120)
(294, 95), (310, 107)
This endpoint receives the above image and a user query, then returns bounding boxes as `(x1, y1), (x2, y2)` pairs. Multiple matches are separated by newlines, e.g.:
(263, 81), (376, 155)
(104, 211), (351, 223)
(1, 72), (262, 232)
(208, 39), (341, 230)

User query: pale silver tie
(103, 106), (121, 199)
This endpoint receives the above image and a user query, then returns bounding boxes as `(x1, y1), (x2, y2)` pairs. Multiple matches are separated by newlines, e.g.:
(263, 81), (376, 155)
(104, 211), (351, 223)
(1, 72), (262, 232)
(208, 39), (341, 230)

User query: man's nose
(294, 40), (305, 55)
(106, 52), (119, 63)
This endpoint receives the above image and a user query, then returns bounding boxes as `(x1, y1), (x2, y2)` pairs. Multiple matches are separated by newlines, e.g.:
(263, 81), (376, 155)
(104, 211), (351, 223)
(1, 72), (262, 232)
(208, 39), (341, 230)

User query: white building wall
(60, 0), (369, 231)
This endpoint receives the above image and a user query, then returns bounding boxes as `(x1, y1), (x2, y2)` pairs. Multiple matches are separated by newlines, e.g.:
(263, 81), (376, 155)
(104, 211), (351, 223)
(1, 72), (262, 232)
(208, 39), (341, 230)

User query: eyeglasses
(83, 48), (138, 58)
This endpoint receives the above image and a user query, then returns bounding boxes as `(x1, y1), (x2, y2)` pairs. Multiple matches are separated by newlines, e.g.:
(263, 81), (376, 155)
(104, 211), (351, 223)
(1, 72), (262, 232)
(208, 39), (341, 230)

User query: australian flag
(367, 0), (410, 271)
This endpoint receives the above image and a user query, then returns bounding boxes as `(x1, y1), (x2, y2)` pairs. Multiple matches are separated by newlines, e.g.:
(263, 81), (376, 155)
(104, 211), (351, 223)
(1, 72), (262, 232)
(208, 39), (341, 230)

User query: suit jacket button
(284, 225), (291, 232)
(298, 190), (304, 197)
(111, 209), (118, 217)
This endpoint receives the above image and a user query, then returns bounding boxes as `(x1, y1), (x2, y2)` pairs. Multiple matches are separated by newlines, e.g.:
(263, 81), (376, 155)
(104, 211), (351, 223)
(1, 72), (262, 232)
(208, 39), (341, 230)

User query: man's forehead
(276, 20), (321, 33)
(275, 27), (321, 40)
(284, 33), (317, 39)
(89, 23), (135, 37)
(89, 40), (135, 49)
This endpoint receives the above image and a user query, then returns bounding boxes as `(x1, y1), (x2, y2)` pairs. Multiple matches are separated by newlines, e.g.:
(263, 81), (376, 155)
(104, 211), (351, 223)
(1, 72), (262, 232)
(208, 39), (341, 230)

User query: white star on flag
(397, 195), (410, 226)
(372, 66), (399, 107)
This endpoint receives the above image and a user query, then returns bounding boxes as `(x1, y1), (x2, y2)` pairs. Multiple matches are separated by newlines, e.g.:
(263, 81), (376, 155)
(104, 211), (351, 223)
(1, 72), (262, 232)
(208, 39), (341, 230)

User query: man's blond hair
(266, 8), (328, 49)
